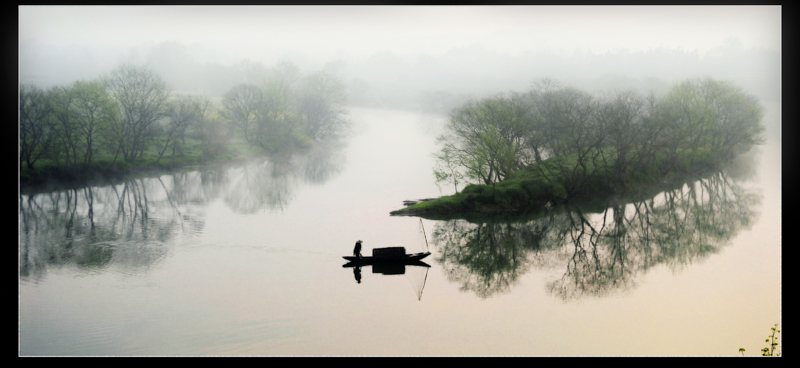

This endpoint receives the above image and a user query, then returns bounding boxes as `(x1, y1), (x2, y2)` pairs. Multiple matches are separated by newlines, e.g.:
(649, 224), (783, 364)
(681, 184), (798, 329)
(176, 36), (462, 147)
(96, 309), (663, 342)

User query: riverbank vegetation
(424, 166), (760, 299)
(394, 77), (765, 216)
(20, 62), (349, 190)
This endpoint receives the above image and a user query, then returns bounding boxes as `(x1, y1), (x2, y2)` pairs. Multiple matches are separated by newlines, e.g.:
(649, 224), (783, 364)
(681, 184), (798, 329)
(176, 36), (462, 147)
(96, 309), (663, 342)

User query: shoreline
(390, 151), (730, 218)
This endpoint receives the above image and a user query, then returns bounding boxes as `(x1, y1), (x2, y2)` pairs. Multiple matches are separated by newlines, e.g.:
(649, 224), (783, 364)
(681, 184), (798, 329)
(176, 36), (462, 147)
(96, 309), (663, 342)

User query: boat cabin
(372, 247), (406, 260)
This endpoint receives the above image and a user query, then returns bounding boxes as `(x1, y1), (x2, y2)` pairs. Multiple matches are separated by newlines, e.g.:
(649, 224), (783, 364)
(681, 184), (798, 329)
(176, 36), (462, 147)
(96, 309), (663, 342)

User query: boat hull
(342, 252), (431, 263)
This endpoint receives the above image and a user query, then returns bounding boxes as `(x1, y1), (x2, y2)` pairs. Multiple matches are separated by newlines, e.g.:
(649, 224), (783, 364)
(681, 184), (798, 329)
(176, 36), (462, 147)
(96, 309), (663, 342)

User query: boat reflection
(340, 219), (433, 300)
(342, 260), (431, 275)
(342, 261), (431, 300)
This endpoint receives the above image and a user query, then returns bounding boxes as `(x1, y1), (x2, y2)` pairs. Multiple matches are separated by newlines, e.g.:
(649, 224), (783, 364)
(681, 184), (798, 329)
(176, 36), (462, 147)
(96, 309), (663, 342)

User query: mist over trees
(430, 77), (765, 204)
(19, 38), (780, 115)
(221, 64), (349, 151)
(359, 40), (778, 108)
(19, 60), (349, 185)
(19, 35), (776, 193)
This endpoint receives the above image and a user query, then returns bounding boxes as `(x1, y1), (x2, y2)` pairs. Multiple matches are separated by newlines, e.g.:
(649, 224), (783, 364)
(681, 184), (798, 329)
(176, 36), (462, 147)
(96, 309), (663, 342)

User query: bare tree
(530, 86), (606, 197)
(19, 84), (55, 170)
(221, 83), (263, 145)
(70, 79), (117, 166)
(157, 95), (207, 161)
(298, 70), (349, 140)
(593, 90), (650, 191)
(47, 85), (81, 167)
(104, 64), (171, 164)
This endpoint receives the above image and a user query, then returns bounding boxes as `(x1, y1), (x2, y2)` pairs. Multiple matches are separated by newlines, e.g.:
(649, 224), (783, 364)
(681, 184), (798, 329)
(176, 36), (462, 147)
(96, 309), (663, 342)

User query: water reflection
(19, 138), (347, 281)
(428, 167), (762, 301)
(223, 138), (347, 214)
(342, 262), (431, 300)
(343, 261), (431, 276)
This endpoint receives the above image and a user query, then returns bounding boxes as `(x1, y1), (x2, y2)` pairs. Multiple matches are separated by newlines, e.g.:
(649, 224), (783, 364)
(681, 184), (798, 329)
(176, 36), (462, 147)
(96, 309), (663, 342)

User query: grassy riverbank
(19, 137), (266, 193)
(391, 147), (726, 217)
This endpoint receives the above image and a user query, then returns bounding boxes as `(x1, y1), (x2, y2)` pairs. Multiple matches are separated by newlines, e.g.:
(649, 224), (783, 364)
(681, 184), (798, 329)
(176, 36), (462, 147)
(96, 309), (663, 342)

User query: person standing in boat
(353, 240), (363, 259)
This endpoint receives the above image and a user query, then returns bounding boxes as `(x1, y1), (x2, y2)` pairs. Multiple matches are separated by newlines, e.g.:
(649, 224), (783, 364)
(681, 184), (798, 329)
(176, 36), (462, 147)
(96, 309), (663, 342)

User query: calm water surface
(19, 107), (781, 356)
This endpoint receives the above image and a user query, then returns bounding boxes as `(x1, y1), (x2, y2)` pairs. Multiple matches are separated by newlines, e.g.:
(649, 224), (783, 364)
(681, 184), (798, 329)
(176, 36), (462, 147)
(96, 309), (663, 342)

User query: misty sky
(20, 5), (780, 63)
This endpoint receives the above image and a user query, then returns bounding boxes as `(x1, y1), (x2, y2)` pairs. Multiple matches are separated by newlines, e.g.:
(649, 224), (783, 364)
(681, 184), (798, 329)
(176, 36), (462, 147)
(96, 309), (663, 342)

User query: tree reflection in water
(19, 137), (346, 282)
(224, 138), (346, 214)
(429, 168), (762, 301)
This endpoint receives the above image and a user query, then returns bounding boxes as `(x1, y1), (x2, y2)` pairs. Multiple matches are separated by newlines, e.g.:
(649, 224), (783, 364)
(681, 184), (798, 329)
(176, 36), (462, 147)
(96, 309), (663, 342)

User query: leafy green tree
(433, 146), (465, 194)
(428, 77), (766, 207)
(659, 78), (764, 165)
(255, 74), (304, 150)
(693, 78), (765, 157)
(70, 79), (118, 166)
(437, 93), (535, 185)
(220, 63), (349, 152)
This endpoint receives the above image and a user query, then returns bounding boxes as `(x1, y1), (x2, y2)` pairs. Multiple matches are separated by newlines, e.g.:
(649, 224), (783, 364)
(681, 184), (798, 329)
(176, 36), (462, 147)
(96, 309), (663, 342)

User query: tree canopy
(432, 78), (765, 198)
(19, 61), (350, 187)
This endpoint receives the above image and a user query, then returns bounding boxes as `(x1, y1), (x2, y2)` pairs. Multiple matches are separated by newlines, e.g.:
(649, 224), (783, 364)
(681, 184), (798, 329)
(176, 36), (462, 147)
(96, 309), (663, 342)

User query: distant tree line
(433, 78), (765, 197)
(19, 62), (349, 176)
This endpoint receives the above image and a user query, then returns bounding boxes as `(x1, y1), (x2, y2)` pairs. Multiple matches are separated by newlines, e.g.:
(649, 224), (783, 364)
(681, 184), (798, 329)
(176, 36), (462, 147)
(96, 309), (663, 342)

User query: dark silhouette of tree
(19, 84), (55, 170)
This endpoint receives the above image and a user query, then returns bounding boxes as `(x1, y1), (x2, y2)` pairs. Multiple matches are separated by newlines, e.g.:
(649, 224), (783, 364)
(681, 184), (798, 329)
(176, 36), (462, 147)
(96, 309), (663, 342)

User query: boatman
(354, 240), (363, 259)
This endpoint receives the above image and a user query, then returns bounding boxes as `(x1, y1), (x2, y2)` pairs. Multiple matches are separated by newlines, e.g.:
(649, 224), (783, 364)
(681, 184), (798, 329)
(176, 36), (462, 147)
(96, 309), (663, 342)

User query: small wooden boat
(342, 250), (431, 263)
(343, 219), (432, 264)
(342, 259), (430, 268)
(343, 220), (432, 300)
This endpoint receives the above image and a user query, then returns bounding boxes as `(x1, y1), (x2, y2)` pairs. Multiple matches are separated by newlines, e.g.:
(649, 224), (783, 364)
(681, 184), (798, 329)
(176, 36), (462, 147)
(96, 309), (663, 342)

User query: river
(18, 106), (781, 356)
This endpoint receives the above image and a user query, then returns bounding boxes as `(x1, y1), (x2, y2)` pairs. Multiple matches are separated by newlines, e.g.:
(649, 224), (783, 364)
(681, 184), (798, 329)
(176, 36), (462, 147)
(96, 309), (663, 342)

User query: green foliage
(761, 324), (781, 356)
(416, 77), (765, 216)
(219, 63), (347, 152)
(660, 78), (765, 161)
(433, 145), (465, 194)
(396, 144), (730, 216)
(436, 92), (534, 185)
(19, 61), (347, 188)
(739, 323), (780, 357)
